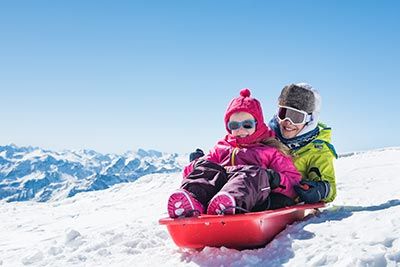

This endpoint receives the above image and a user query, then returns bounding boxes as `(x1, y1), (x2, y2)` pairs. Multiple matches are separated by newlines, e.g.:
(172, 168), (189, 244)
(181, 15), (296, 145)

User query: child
(269, 83), (337, 203)
(167, 89), (301, 218)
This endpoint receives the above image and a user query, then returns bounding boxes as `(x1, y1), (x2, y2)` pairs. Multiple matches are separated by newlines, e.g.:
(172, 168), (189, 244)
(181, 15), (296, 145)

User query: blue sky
(1, 1), (399, 154)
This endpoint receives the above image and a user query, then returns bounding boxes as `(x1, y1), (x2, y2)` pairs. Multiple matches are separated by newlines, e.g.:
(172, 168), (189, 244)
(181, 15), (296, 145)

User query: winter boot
(168, 189), (205, 218)
(207, 191), (236, 215)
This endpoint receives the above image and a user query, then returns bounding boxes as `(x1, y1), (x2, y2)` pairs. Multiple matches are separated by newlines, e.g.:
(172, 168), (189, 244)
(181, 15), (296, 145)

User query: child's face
(228, 112), (256, 138)
(279, 119), (306, 139)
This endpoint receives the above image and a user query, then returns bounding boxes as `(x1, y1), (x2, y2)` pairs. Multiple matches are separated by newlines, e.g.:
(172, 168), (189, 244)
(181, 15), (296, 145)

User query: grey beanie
(278, 83), (317, 113)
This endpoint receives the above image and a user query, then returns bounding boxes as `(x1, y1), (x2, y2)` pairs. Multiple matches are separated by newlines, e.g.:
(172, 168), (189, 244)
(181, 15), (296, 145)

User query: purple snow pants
(181, 159), (271, 212)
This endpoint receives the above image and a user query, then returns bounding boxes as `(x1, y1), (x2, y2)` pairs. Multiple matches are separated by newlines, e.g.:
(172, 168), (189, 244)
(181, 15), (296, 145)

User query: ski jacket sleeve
(306, 150), (336, 202)
(263, 149), (302, 198)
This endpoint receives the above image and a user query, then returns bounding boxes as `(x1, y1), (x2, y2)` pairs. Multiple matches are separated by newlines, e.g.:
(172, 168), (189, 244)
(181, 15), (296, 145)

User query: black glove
(266, 169), (282, 190)
(189, 148), (205, 162)
(294, 180), (330, 204)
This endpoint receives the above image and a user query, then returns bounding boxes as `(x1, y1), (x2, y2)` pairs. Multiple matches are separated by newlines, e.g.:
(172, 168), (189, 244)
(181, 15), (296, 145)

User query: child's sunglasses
(227, 119), (257, 131)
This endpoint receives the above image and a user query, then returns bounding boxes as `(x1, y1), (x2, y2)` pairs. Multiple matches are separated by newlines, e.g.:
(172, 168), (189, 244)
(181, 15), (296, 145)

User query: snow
(1, 148), (400, 266)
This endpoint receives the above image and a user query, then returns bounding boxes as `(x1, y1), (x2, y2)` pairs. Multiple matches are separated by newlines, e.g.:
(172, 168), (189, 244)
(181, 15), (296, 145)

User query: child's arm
(266, 150), (302, 198)
(182, 146), (220, 178)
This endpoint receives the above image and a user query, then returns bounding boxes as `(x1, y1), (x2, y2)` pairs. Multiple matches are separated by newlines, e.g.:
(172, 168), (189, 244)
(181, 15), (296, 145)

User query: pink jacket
(184, 136), (301, 198)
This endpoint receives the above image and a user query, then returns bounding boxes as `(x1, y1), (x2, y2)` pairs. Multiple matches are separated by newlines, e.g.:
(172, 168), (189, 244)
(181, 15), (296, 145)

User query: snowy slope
(1, 148), (400, 266)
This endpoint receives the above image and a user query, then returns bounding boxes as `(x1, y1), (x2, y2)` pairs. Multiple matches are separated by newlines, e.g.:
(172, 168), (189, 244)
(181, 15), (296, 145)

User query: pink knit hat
(224, 89), (274, 145)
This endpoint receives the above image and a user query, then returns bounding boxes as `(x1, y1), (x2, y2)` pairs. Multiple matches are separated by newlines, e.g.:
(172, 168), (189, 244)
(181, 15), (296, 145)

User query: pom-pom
(240, 88), (251, 97)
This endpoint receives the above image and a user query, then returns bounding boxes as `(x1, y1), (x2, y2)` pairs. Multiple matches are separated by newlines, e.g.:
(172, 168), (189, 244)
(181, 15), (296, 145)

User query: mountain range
(0, 144), (184, 202)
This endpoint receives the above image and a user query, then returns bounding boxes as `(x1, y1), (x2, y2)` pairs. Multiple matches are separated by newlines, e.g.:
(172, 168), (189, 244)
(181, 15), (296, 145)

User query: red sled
(159, 203), (325, 250)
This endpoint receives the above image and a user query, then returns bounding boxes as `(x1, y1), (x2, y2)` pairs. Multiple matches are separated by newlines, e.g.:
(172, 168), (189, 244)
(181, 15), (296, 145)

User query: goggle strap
(305, 114), (313, 123)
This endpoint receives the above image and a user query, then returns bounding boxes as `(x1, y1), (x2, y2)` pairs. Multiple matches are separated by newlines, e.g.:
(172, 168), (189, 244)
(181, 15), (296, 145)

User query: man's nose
(282, 119), (293, 126)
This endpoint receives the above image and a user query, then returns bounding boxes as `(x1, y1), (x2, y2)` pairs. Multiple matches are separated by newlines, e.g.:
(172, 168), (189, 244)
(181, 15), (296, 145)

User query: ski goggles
(227, 119), (257, 131)
(277, 105), (312, 125)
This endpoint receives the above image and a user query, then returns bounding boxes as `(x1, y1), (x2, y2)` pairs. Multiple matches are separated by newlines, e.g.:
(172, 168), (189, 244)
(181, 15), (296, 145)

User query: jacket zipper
(231, 147), (239, 166)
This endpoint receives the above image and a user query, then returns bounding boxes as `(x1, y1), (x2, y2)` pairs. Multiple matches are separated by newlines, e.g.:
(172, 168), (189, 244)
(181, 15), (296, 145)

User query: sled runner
(159, 203), (325, 250)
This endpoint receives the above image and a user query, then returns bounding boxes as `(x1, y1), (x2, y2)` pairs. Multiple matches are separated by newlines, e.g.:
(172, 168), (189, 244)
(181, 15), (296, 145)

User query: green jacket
(291, 123), (337, 202)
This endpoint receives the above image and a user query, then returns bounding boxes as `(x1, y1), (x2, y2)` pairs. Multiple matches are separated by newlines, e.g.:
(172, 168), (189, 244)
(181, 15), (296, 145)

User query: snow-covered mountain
(0, 147), (400, 266)
(0, 144), (184, 202)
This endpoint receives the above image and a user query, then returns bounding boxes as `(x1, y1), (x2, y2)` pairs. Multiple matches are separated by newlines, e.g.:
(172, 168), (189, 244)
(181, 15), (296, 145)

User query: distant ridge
(338, 146), (400, 158)
(0, 144), (183, 202)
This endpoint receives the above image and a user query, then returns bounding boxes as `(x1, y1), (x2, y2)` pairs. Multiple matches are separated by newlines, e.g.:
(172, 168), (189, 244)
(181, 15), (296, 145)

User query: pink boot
(168, 189), (205, 218)
(207, 191), (236, 215)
